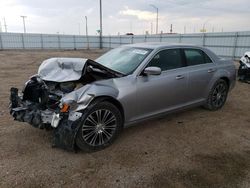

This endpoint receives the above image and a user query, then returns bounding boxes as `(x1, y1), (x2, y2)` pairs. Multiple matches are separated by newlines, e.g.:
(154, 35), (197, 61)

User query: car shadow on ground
(150, 151), (250, 188)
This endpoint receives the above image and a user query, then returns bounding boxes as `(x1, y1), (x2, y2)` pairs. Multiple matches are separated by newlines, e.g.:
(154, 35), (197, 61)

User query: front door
(135, 48), (189, 120)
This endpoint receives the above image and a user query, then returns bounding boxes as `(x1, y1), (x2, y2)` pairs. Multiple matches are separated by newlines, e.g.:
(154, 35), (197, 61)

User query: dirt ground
(0, 50), (250, 188)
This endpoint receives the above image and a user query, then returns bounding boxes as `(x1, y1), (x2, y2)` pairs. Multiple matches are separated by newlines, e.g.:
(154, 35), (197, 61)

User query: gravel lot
(0, 50), (250, 188)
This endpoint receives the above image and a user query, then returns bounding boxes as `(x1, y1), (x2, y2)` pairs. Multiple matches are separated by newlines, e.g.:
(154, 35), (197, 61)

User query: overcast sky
(0, 0), (250, 35)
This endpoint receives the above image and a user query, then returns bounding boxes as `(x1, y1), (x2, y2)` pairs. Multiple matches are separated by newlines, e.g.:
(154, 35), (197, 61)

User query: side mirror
(143, 66), (162, 76)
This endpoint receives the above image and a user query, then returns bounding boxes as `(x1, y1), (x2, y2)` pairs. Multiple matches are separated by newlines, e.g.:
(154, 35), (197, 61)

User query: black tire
(75, 100), (123, 152)
(204, 79), (229, 111)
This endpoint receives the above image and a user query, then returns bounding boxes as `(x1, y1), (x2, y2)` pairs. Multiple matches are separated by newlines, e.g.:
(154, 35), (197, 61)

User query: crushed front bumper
(10, 87), (55, 129)
(10, 87), (83, 151)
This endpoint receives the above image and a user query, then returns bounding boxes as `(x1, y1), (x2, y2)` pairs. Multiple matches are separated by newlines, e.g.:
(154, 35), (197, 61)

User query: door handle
(176, 75), (184, 80)
(208, 69), (216, 73)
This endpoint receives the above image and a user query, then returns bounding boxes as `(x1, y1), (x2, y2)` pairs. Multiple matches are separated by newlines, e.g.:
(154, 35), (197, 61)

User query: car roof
(123, 42), (203, 50)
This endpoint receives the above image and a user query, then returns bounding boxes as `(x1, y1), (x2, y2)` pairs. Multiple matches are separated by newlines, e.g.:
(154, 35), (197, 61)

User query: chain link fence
(1, 31), (250, 59)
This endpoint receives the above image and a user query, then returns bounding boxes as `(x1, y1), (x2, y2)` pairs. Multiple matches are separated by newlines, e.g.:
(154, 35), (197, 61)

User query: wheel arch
(89, 95), (125, 124)
(73, 95), (124, 151)
(209, 68), (233, 90)
(220, 76), (230, 88)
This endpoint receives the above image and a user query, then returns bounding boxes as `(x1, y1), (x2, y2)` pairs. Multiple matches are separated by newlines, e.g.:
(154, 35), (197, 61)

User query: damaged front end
(9, 57), (121, 151)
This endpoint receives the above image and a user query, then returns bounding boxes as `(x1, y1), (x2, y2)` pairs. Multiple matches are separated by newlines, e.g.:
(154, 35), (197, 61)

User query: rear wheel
(76, 100), (123, 152)
(204, 79), (229, 111)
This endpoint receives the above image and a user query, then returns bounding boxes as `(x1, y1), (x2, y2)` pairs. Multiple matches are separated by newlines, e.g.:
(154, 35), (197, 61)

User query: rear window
(184, 49), (212, 66)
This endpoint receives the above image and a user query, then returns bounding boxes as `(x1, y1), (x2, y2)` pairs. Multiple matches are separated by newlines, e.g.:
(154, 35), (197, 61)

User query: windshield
(95, 47), (152, 75)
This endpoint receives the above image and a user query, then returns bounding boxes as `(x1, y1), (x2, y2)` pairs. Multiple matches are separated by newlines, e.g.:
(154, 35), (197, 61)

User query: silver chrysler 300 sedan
(10, 43), (236, 151)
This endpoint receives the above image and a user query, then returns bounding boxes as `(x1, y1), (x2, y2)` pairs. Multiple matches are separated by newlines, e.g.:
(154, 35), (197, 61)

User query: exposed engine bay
(9, 58), (122, 150)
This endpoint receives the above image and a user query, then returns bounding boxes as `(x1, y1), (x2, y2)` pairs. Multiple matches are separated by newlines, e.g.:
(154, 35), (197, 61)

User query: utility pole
(85, 16), (89, 49)
(3, 17), (7, 32)
(20, 16), (27, 33)
(202, 19), (209, 33)
(0, 21), (2, 32)
(78, 23), (81, 35)
(170, 24), (173, 33)
(99, 0), (103, 49)
(130, 21), (132, 33)
(151, 22), (153, 34)
(150, 4), (158, 34)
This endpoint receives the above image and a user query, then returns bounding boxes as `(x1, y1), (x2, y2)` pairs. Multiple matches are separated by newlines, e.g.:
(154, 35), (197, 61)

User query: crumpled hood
(38, 58), (88, 82)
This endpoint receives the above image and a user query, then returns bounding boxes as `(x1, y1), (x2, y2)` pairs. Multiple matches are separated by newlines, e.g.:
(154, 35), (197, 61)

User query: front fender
(61, 83), (119, 112)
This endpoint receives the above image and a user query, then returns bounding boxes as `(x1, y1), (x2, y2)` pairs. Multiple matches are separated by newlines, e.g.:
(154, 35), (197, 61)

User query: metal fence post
(119, 35), (122, 45)
(232, 32), (239, 60)
(144, 35), (147, 42)
(40, 34), (44, 49)
(109, 35), (111, 49)
(202, 33), (206, 47)
(21, 33), (25, 49)
(179, 34), (182, 43)
(58, 35), (61, 49)
(131, 35), (134, 44)
(73, 35), (76, 50)
(160, 33), (162, 42)
(0, 33), (3, 50)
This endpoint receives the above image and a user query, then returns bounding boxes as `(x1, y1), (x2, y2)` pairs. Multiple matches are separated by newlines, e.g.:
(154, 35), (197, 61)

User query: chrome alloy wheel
(81, 109), (117, 146)
(211, 82), (227, 108)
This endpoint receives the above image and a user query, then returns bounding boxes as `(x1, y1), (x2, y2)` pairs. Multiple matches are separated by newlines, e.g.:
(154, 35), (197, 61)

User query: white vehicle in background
(238, 52), (250, 82)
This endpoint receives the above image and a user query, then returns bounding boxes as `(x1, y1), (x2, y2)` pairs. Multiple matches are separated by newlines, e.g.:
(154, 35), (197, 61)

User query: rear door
(182, 48), (216, 103)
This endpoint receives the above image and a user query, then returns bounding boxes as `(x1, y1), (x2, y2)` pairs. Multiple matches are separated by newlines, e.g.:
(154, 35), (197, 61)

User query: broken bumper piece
(10, 87), (83, 151)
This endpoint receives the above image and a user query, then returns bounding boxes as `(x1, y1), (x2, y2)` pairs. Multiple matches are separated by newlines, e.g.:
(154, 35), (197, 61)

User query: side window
(147, 49), (183, 71)
(184, 49), (204, 66)
(184, 49), (212, 66)
(203, 52), (213, 63)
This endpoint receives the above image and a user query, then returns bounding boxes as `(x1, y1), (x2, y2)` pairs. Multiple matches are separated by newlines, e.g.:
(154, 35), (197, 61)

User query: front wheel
(76, 101), (123, 152)
(204, 79), (229, 111)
